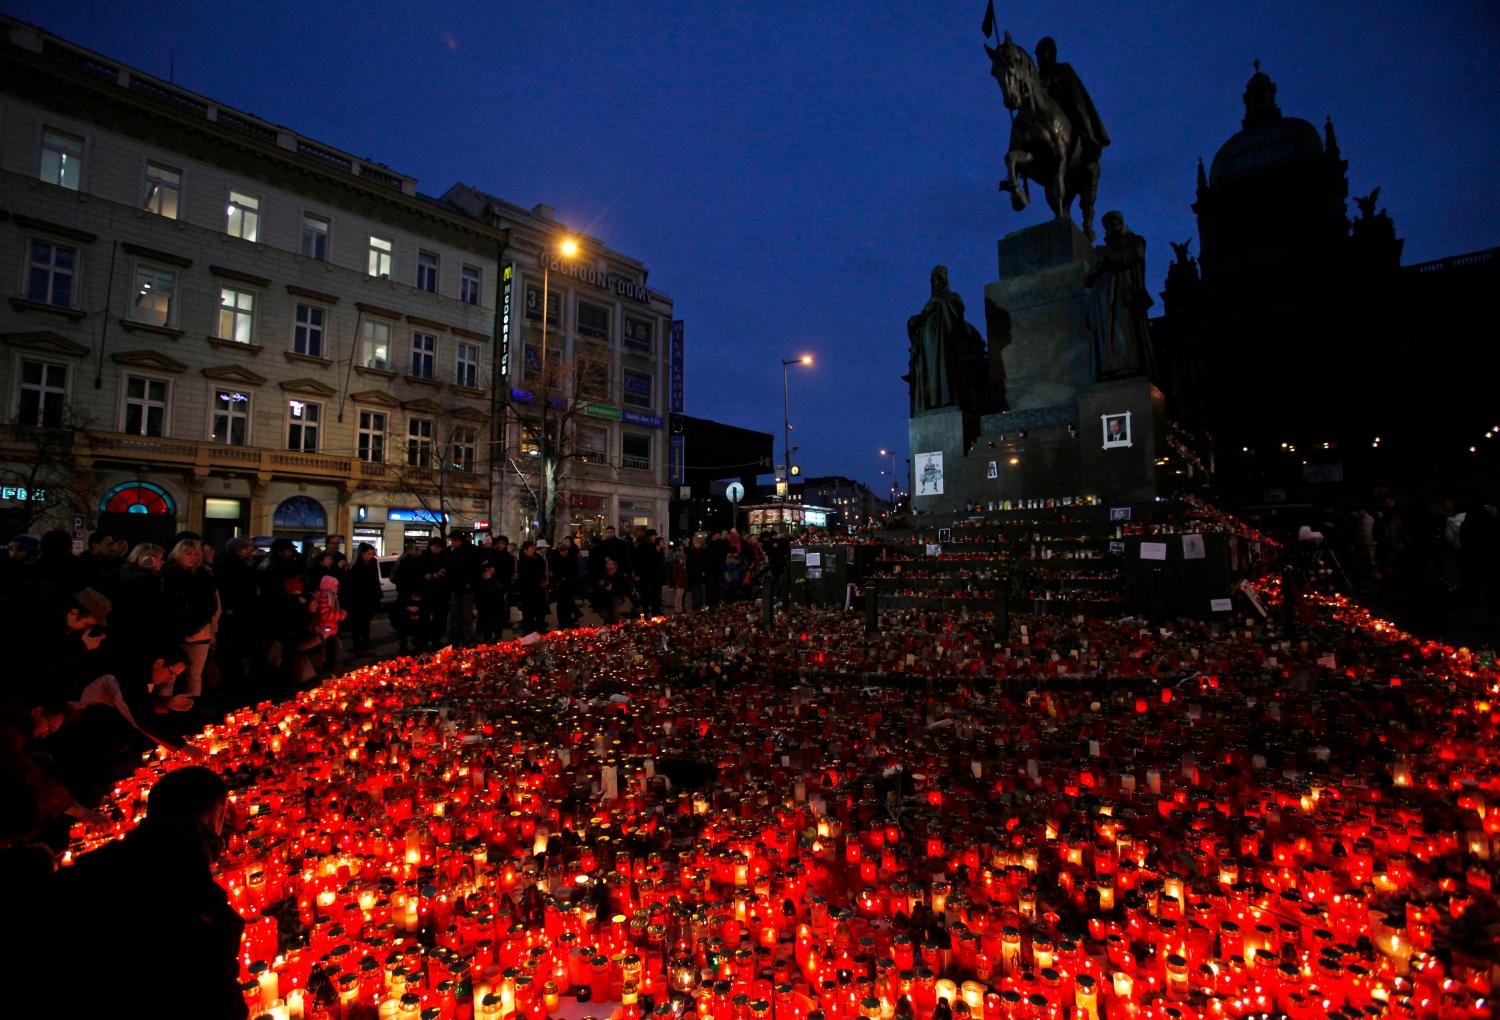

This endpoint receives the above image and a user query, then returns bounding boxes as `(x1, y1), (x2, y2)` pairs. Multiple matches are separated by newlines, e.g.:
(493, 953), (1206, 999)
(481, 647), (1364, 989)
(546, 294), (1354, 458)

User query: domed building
(1196, 63), (1356, 297)
(1155, 63), (1497, 506)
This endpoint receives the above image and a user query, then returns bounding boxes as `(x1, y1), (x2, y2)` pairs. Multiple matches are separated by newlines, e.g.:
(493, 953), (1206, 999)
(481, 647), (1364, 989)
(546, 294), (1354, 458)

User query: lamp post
(879, 448), (898, 512)
(537, 236), (579, 540)
(781, 355), (812, 504)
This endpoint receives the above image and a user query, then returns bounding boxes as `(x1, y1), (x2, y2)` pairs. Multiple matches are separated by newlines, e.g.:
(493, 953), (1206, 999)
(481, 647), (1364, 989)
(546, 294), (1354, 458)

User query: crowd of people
(1278, 495), (1500, 641)
(0, 519), (815, 865)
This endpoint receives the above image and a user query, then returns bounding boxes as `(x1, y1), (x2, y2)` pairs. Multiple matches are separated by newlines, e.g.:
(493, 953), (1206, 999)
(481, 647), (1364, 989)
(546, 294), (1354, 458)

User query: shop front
(618, 501), (656, 535)
(566, 492), (611, 541)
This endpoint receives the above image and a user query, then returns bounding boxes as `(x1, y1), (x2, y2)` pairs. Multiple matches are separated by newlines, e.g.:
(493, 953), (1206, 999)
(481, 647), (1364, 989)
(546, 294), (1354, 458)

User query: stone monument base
(909, 407), (977, 515)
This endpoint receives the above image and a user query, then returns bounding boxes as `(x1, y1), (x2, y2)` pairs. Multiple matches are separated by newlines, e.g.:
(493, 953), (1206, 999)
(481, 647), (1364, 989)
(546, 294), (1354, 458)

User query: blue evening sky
(9, 1), (1497, 494)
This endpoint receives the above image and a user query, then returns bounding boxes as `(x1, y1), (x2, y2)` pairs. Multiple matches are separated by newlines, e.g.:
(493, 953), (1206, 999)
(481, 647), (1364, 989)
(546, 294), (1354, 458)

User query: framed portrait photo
(986, 460), (999, 479)
(1101, 412), (1132, 449)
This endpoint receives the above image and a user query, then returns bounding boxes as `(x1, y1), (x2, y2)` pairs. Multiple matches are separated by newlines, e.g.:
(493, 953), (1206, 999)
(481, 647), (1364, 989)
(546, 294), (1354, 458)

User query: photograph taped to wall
(1101, 412), (1132, 449)
(986, 460), (998, 479)
(914, 451), (944, 494)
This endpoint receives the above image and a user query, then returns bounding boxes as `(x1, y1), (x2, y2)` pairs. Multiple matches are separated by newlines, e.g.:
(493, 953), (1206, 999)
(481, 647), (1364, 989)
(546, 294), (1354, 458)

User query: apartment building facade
(444, 185), (676, 542)
(0, 18), (505, 552)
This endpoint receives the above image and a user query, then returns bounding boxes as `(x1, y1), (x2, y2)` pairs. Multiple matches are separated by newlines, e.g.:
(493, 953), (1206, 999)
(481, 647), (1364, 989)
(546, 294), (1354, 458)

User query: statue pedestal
(985, 219), (1095, 412)
(909, 407), (975, 514)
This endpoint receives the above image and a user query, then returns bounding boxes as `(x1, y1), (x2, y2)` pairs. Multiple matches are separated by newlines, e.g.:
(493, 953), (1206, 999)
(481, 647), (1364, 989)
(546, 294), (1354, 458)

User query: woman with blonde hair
(161, 539), (219, 709)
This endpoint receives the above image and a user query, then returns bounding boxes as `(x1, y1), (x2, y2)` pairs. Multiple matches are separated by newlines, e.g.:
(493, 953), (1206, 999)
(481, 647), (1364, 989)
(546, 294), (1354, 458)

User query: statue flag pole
(980, 0), (999, 44)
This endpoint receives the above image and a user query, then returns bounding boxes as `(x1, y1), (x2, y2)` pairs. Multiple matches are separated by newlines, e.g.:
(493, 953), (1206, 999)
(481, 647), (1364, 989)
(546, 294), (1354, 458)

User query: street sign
(725, 482), (745, 504)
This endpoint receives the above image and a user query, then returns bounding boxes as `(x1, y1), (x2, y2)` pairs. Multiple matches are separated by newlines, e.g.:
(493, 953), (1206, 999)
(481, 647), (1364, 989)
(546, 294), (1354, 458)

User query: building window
(292, 304), (325, 358)
(577, 300), (610, 341)
(143, 161), (180, 218)
(217, 287), (256, 343)
(410, 332), (436, 378)
(287, 398), (321, 452)
(226, 190), (260, 242)
(522, 344), (542, 380)
(575, 423), (609, 465)
(518, 420), (541, 458)
(358, 410), (386, 463)
(123, 375), (168, 437)
(451, 425), (477, 473)
(416, 250), (439, 293)
(131, 266), (175, 326)
(211, 389), (250, 445)
(368, 235), (392, 278)
(455, 342), (479, 388)
(622, 431), (652, 471)
(623, 317), (654, 353)
(524, 283), (561, 326)
(40, 128), (83, 190)
(461, 265), (481, 305)
(27, 241), (76, 307)
(17, 360), (67, 427)
(361, 320), (391, 370)
(301, 213), (329, 261)
(575, 354), (610, 401)
(407, 418), (434, 467)
(622, 369), (653, 409)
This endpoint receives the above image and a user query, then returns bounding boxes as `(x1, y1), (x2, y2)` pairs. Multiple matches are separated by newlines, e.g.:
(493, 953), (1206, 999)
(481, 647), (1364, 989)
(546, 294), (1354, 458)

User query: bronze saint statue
(1084, 211), (1156, 379)
(984, 32), (1104, 240)
(1035, 37), (1110, 162)
(906, 266), (984, 415)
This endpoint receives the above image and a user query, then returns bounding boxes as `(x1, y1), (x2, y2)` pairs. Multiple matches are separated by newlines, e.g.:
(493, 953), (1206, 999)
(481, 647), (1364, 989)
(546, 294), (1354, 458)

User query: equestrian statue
(984, 32), (1109, 241)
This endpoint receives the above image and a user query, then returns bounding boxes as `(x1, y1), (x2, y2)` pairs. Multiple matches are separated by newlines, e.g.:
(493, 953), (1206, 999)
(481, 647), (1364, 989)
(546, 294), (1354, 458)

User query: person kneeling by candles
(39, 766), (246, 1018)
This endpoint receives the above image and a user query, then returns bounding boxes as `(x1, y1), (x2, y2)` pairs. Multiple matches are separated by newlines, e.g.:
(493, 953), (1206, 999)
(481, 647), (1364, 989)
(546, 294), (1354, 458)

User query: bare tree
(383, 403), (488, 540)
(0, 407), (94, 533)
(500, 353), (605, 543)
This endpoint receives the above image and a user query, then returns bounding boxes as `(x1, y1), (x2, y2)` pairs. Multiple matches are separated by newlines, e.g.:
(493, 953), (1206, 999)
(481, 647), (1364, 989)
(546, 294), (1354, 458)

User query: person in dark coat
(633, 529), (664, 615)
(548, 535), (583, 628)
(213, 538), (257, 691)
(40, 766), (247, 1019)
(445, 532), (483, 646)
(345, 543), (383, 654)
(590, 556), (630, 625)
(109, 543), (169, 681)
(419, 537), (451, 649)
(593, 526), (630, 585)
(391, 543), (427, 655)
(76, 528), (120, 597)
(477, 534), (514, 643)
(162, 540), (218, 706)
(514, 540), (550, 635)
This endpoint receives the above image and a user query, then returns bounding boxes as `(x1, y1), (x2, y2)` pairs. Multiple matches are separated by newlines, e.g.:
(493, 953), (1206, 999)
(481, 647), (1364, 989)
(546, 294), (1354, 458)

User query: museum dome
(1209, 63), (1323, 186)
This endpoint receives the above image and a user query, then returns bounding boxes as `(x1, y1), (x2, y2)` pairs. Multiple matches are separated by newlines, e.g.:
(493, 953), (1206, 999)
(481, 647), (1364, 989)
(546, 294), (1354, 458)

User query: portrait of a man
(1102, 412), (1132, 449)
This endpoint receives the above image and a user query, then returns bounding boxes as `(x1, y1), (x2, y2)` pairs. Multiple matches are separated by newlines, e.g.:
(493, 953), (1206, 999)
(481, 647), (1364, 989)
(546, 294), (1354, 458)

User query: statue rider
(1035, 37), (1110, 162)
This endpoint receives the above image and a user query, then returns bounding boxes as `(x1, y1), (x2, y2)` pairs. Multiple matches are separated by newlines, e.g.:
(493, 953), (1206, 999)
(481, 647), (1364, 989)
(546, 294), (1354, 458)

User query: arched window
(99, 481), (175, 516)
(273, 495), (327, 531)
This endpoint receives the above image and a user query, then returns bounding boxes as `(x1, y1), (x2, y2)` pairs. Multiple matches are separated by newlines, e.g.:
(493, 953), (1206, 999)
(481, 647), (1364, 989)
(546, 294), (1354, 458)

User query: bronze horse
(985, 32), (1101, 241)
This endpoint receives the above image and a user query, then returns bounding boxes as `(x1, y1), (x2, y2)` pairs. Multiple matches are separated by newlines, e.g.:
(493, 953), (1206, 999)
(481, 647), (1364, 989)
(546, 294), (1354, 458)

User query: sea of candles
(68, 584), (1497, 1019)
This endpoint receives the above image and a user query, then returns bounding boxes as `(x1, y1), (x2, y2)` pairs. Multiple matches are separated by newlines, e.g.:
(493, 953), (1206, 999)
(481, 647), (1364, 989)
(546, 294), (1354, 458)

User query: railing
(621, 455), (651, 471)
(1407, 248), (1498, 274)
(85, 433), (351, 479)
(30, 33), (415, 193)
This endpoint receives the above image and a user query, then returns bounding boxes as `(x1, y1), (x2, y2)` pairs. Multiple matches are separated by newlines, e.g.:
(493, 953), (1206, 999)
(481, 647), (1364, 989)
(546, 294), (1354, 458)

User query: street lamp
(781, 355), (813, 502)
(879, 448), (899, 510)
(537, 235), (579, 540)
